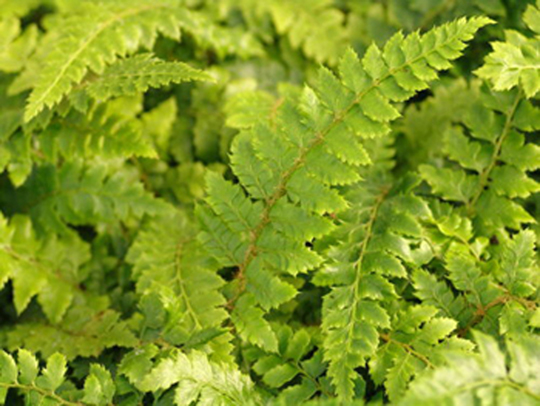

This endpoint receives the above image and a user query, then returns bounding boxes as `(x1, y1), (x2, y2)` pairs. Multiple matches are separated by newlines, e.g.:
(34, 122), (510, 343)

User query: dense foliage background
(0, 0), (539, 404)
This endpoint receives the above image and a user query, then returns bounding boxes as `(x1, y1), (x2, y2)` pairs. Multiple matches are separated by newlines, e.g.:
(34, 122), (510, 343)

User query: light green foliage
(4, 161), (169, 234)
(0, 214), (89, 322)
(247, 325), (330, 404)
(476, 1), (540, 98)
(200, 17), (491, 359)
(127, 210), (231, 359)
(0, 1), (538, 405)
(220, 0), (347, 64)
(0, 350), (116, 405)
(420, 86), (540, 232)
(80, 53), (213, 103)
(399, 333), (540, 405)
(137, 350), (263, 405)
(19, 0), (261, 121)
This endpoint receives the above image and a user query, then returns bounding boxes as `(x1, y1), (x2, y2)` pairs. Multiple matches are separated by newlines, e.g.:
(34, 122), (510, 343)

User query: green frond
(126, 210), (231, 359)
(3, 161), (170, 234)
(5, 292), (137, 360)
(268, 0), (347, 64)
(22, 0), (262, 121)
(0, 76), (27, 185)
(318, 139), (434, 401)
(476, 2), (540, 98)
(199, 18), (490, 357)
(24, 0), (184, 121)
(137, 350), (263, 405)
(0, 18), (37, 73)
(399, 333), (540, 405)
(80, 53), (213, 102)
(420, 86), (539, 232)
(0, 214), (89, 322)
(40, 103), (157, 161)
(415, 204), (539, 338)
(221, 0), (347, 64)
(371, 305), (472, 402)
(245, 325), (328, 403)
(398, 78), (480, 168)
(0, 350), (115, 405)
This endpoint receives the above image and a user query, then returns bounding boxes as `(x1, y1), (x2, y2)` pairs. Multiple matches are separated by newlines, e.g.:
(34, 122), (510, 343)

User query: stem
(380, 333), (435, 368)
(466, 90), (522, 214)
(0, 382), (84, 406)
(229, 28), (475, 306)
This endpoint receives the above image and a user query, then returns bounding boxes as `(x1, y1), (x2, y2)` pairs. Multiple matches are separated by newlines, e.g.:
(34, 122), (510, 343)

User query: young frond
(476, 2), (540, 98)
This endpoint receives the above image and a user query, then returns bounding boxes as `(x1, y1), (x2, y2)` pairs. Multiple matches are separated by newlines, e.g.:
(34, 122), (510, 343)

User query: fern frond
(0, 76), (27, 185)
(126, 210), (231, 359)
(22, 0), (261, 121)
(246, 325), (328, 403)
(221, 0), (347, 64)
(371, 305), (472, 402)
(4, 161), (170, 234)
(199, 18), (491, 358)
(420, 86), (540, 231)
(24, 0), (184, 121)
(136, 350), (263, 405)
(476, 2), (540, 98)
(0, 18), (37, 73)
(6, 306), (138, 360)
(415, 204), (538, 338)
(0, 214), (89, 323)
(0, 350), (115, 405)
(399, 332), (540, 405)
(268, 0), (347, 64)
(317, 135), (435, 400)
(80, 53), (212, 102)
(40, 103), (156, 161)
(398, 78), (481, 167)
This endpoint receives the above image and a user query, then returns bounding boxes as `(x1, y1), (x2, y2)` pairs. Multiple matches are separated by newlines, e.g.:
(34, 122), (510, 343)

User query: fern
(1, 3), (539, 405)
(22, 0), (261, 121)
(3, 161), (169, 234)
(0, 350), (115, 405)
(246, 325), (330, 404)
(0, 18), (37, 73)
(399, 332), (540, 405)
(0, 214), (89, 323)
(317, 134), (436, 400)
(199, 17), (490, 397)
(419, 85), (540, 232)
(135, 350), (263, 405)
(40, 103), (157, 160)
(221, 0), (347, 64)
(4, 307), (138, 360)
(372, 305), (472, 402)
(126, 210), (231, 359)
(76, 53), (212, 104)
(476, 1), (540, 98)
